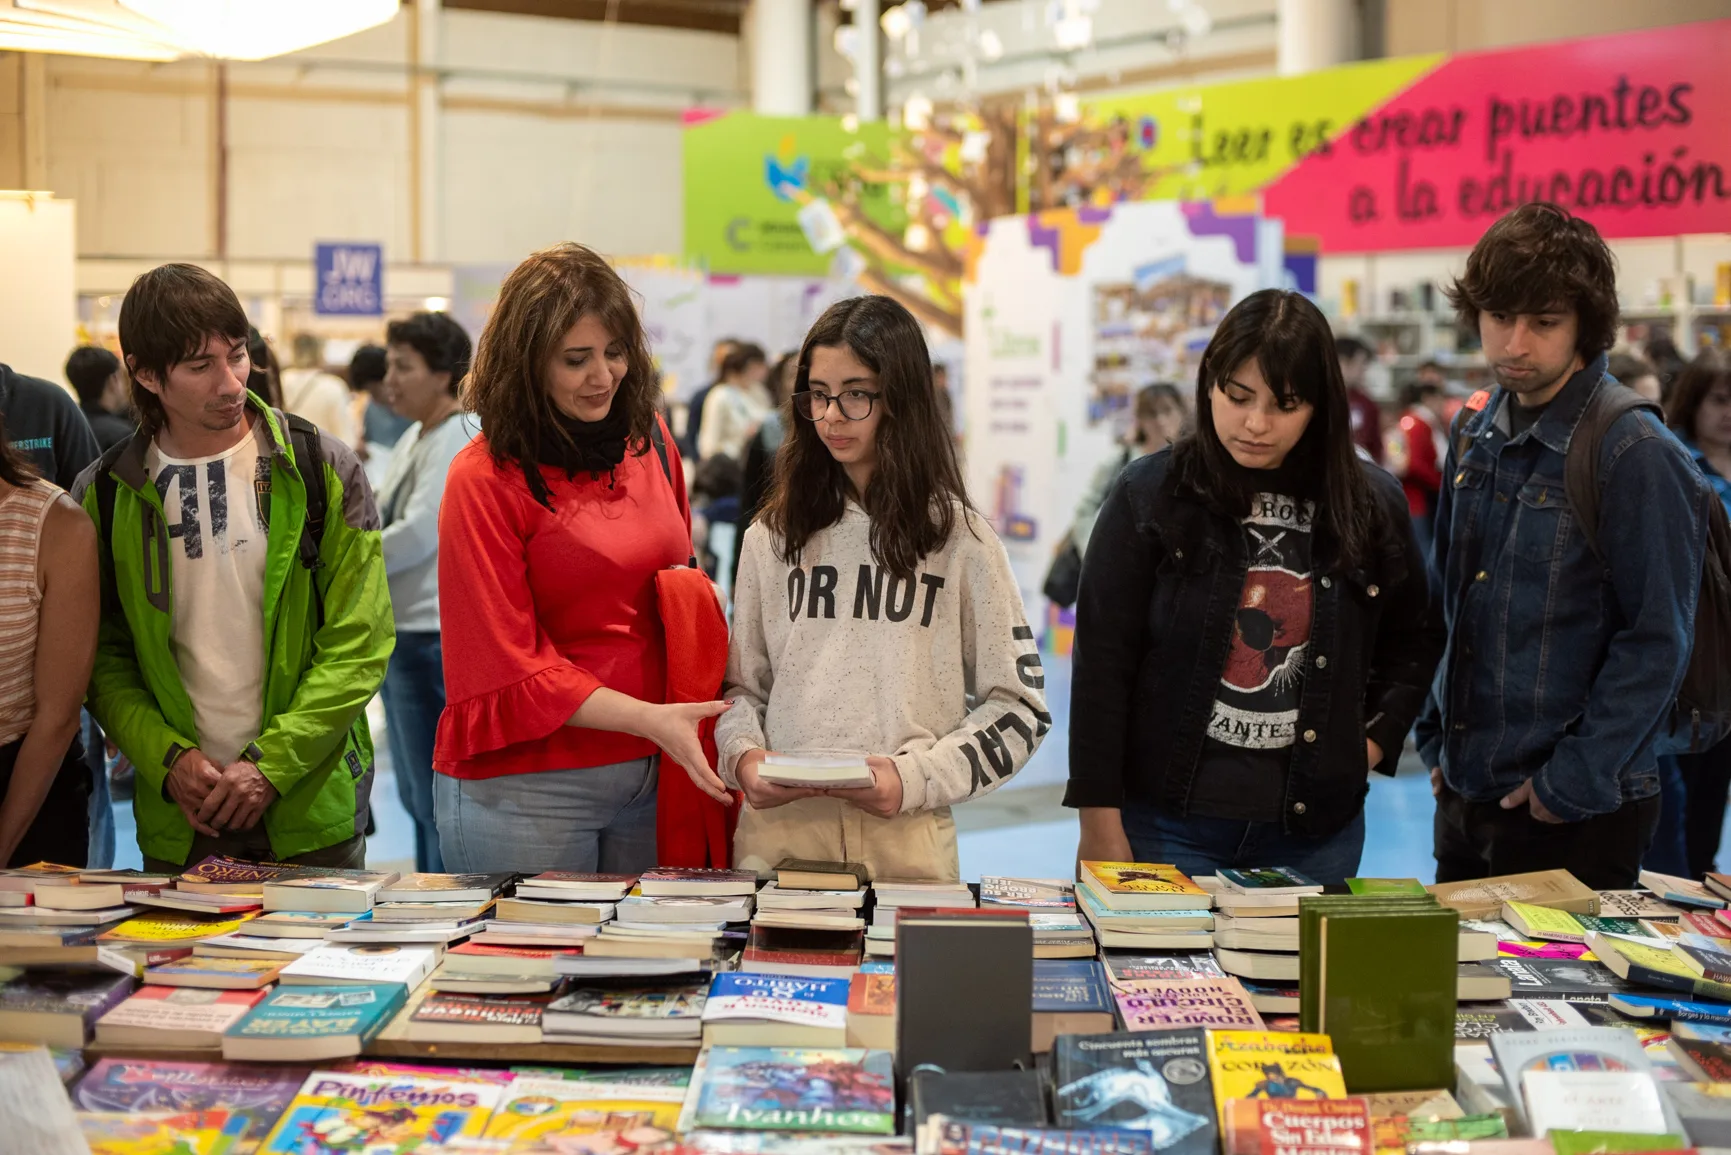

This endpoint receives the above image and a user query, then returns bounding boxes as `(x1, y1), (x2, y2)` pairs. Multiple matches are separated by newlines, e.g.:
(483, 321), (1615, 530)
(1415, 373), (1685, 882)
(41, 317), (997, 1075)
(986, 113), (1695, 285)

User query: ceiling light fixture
(118, 0), (398, 61)
(0, 0), (397, 62)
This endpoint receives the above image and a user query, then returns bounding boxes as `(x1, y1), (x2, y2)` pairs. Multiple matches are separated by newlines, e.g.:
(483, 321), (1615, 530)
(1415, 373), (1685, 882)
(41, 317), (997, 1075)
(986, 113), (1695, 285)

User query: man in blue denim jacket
(1414, 203), (1711, 889)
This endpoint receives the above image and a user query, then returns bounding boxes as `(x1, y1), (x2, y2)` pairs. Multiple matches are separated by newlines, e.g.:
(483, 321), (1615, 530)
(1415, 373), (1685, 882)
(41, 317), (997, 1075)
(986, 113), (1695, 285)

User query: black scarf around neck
(522, 402), (630, 508)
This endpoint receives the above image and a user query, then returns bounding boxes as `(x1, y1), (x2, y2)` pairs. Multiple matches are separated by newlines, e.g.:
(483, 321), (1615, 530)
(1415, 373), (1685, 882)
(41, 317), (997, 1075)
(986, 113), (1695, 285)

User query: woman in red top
(433, 243), (731, 873)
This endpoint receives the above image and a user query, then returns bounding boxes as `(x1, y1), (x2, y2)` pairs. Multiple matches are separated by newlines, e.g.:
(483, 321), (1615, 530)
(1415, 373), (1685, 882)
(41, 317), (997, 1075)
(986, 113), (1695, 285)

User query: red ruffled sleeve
(434, 446), (605, 765)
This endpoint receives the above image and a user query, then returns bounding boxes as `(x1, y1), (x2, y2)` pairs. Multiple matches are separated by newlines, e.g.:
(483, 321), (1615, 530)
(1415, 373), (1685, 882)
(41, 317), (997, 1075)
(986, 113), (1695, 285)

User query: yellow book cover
(1081, 862), (1207, 897)
(1502, 902), (1586, 941)
(256, 1070), (503, 1153)
(1206, 1029), (1347, 1116)
(480, 1077), (685, 1146)
(79, 1109), (242, 1155)
(98, 911), (259, 943)
(1599, 934), (1696, 978)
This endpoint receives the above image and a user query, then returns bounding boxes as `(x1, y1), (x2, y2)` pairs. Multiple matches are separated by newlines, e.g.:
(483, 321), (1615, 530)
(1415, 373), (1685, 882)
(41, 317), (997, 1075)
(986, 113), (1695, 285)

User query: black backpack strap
(1563, 380), (1660, 560)
(91, 435), (134, 616)
(284, 413), (329, 626)
(650, 415), (673, 486)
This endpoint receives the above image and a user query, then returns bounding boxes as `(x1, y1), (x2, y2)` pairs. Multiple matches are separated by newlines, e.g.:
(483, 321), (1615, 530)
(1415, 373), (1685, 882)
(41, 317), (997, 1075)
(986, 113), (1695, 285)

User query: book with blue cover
(1608, 992), (1731, 1025)
(702, 972), (849, 1047)
(1218, 868), (1323, 894)
(221, 981), (405, 1062)
(682, 1046), (896, 1133)
(1033, 959), (1113, 1014)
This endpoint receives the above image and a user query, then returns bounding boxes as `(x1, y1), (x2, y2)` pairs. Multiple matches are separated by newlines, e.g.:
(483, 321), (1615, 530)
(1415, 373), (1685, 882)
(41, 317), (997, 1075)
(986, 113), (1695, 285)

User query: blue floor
(104, 651), (1721, 883)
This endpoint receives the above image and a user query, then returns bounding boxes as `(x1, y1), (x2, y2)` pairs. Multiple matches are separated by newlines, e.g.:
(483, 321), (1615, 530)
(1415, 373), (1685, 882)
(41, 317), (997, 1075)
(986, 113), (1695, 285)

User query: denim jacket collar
(1490, 353), (1609, 456)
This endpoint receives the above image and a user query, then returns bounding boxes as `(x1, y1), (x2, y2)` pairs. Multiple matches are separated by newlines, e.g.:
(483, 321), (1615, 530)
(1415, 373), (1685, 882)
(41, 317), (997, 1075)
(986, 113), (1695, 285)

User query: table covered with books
(5, 857), (1731, 1155)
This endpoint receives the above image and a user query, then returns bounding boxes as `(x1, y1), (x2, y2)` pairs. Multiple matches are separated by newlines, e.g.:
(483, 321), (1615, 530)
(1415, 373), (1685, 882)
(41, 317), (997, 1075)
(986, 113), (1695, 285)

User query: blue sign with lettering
(314, 242), (383, 316)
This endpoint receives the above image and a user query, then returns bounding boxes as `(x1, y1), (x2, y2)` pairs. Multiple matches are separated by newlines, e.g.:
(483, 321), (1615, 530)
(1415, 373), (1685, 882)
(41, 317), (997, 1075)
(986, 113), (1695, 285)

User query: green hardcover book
(1346, 878), (1427, 896)
(1298, 895), (1439, 1030)
(1548, 1133), (1688, 1155)
(1316, 905), (1459, 1093)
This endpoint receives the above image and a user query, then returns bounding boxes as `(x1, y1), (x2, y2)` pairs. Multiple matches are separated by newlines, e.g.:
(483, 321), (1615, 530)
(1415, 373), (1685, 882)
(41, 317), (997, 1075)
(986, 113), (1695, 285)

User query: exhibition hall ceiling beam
(443, 0), (747, 36)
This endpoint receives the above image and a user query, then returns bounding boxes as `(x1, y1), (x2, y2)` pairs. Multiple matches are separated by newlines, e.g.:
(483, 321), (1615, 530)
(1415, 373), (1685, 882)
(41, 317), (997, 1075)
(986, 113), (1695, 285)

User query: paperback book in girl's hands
(757, 754), (875, 790)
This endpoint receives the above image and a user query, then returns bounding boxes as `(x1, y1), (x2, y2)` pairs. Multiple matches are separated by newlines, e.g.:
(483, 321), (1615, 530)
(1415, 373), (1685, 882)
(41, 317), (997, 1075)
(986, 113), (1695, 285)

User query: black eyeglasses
(795, 389), (880, 422)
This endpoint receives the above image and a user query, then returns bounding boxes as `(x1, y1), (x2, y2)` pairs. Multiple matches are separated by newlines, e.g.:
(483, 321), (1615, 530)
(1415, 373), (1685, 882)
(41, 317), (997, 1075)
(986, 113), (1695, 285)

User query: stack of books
(324, 872), (512, 947)
(469, 878), (621, 951)
(432, 941), (586, 994)
(401, 985), (566, 1045)
(754, 859), (868, 931)
(980, 876), (1097, 959)
(864, 877), (975, 958)
(700, 971), (851, 1047)
(740, 859), (865, 975)
(540, 976), (710, 1047)
(1076, 861), (1214, 951)
(0, 969), (134, 1046)
(1298, 891), (1460, 1092)
(1205, 869), (1324, 1006)
(582, 868), (754, 969)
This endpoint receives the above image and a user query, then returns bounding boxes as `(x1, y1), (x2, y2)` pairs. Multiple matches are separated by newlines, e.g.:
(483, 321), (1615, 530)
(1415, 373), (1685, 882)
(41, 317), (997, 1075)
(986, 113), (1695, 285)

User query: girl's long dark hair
(762, 295), (972, 581)
(1171, 289), (1382, 569)
(0, 410), (34, 488)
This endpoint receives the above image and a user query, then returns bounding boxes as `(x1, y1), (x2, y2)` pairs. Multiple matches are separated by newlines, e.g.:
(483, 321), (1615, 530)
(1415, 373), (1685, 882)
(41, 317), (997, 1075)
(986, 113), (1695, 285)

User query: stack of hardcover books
(980, 876), (1097, 959)
(323, 872), (512, 947)
(1077, 861), (1214, 951)
(864, 877), (974, 959)
(466, 871), (631, 952)
(579, 868), (754, 972)
(540, 976), (710, 1047)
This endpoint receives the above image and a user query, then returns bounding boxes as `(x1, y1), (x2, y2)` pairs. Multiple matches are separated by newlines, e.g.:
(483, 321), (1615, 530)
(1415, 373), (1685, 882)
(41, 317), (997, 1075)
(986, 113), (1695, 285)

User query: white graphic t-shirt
(1189, 490), (1316, 821)
(147, 421), (271, 766)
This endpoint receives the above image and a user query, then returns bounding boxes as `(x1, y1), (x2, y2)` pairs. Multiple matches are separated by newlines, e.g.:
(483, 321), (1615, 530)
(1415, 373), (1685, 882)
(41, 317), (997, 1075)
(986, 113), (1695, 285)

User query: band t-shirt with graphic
(147, 419), (271, 767)
(1187, 487), (1316, 822)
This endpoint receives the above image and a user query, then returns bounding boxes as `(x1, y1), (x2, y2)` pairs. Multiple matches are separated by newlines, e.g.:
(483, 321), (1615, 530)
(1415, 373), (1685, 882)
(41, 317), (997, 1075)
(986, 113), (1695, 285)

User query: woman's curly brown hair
(464, 242), (659, 506)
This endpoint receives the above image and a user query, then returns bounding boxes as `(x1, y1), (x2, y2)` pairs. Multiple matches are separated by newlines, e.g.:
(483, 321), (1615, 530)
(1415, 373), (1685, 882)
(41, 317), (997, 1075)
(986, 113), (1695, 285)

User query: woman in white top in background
(717, 296), (1048, 881)
(377, 311), (479, 873)
(0, 410), (98, 867)
(697, 342), (770, 463)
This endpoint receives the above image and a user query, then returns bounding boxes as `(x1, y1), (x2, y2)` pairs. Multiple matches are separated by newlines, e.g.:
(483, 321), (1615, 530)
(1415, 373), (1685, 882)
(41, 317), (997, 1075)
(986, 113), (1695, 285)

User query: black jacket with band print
(1065, 448), (1443, 840)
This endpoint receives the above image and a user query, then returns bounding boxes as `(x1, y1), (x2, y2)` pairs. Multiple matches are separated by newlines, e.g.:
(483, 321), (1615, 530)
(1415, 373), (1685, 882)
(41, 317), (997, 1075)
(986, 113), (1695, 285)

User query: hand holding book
(736, 751), (901, 815)
(827, 757), (903, 818)
(736, 750), (827, 810)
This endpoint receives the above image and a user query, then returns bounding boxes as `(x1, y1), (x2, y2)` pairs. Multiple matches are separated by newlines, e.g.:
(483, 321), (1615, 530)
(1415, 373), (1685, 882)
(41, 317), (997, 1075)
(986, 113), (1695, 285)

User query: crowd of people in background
(0, 201), (1726, 894)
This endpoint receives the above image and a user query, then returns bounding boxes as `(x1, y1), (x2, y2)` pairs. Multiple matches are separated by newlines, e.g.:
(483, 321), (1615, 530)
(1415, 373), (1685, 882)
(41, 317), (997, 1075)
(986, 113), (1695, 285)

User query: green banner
(682, 110), (901, 276)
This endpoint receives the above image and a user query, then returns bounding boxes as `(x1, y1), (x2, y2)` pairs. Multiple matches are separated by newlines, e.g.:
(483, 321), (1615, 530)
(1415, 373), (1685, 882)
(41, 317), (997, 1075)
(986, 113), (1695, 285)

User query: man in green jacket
(73, 264), (394, 872)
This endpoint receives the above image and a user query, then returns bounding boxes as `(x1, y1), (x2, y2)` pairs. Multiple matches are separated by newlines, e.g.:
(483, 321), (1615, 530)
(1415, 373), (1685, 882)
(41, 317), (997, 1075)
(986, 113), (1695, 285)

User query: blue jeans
(84, 712), (114, 870)
(1121, 804), (1367, 887)
(1646, 754), (1691, 877)
(381, 629), (445, 873)
(434, 756), (659, 874)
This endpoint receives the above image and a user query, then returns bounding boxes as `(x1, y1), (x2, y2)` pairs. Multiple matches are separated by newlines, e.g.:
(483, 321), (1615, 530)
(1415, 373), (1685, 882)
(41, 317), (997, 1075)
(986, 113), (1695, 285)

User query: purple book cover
(76, 1057), (309, 1139)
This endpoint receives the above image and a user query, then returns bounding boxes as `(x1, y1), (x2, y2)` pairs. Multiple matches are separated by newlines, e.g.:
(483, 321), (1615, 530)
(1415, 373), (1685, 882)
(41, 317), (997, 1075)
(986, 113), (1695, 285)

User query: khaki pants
(733, 795), (959, 881)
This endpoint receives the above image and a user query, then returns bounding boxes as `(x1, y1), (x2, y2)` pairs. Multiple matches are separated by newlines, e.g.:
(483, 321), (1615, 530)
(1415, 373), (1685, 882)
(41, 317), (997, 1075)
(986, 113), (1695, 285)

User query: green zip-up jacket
(72, 395), (395, 865)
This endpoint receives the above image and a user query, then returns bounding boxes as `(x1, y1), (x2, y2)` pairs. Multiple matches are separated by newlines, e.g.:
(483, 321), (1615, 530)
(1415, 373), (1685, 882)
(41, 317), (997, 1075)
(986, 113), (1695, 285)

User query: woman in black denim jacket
(1066, 290), (1442, 886)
